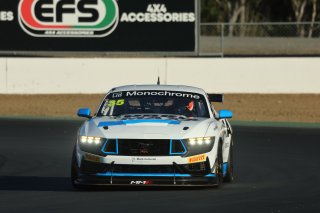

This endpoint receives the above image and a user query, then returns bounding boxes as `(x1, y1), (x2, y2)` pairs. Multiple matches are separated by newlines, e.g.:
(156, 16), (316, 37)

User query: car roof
(109, 85), (207, 95)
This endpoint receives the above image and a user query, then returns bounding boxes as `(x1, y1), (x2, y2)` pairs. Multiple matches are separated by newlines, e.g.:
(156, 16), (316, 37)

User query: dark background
(0, 0), (196, 52)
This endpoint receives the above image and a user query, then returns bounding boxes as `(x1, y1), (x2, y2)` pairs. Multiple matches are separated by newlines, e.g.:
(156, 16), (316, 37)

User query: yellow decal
(108, 99), (125, 107)
(188, 154), (206, 163)
(85, 154), (100, 163)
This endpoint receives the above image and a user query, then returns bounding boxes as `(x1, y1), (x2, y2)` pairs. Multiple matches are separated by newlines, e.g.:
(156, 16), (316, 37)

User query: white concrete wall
(0, 57), (319, 94)
(4, 58), (167, 94)
(167, 58), (320, 93)
(0, 59), (6, 93)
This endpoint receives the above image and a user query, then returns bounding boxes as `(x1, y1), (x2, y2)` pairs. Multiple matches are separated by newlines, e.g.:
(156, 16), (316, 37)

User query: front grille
(118, 139), (171, 156)
(113, 164), (174, 173)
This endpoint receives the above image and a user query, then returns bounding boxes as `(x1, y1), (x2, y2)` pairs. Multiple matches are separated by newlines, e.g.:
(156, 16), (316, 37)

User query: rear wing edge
(207, 93), (224, 103)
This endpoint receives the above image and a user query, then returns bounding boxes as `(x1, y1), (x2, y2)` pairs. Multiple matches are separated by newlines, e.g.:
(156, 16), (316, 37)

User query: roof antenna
(157, 76), (160, 85)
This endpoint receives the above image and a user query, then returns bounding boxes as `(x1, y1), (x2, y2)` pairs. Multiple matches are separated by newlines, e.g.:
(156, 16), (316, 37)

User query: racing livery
(71, 85), (234, 187)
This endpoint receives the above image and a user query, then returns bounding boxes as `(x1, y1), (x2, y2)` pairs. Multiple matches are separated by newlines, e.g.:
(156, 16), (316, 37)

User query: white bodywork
(76, 85), (232, 173)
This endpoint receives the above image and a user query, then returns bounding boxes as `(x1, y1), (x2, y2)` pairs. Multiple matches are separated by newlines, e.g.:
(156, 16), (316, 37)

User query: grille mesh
(101, 139), (187, 156)
(118, 139), (171, 156)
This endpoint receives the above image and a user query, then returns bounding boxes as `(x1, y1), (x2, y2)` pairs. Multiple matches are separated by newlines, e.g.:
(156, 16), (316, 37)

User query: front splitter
(75, 173), (217, 186)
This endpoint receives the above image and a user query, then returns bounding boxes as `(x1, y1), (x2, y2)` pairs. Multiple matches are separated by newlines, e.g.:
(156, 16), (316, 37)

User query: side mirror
(77, 108), (92, 119)
(218, 110), (233, 119)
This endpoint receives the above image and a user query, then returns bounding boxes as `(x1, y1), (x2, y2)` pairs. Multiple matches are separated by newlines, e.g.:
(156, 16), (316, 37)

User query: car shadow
(0, 176), (212, 192)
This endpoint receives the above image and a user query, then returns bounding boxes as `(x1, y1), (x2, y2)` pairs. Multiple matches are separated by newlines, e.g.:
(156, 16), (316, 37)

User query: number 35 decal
(108, 99), (125, 107)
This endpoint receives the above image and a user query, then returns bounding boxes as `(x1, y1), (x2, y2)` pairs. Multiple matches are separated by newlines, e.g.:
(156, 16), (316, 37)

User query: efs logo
(18, 0), (119, 37)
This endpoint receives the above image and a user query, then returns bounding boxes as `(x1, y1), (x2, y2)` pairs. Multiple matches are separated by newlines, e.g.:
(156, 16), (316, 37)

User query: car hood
(79, 115), (216, 139)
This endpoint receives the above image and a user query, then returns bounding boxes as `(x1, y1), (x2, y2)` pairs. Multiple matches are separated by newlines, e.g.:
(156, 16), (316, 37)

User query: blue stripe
(98, 119), (181, 127)
(222, 163), (228, 177)
(124, 119), (181, 125)
(96, 172), (191, 177)
(96, 172), (216, 177)
(101, 139), (119, 155)
(98, 121), (124, 127)
(169, 139), (187, 155)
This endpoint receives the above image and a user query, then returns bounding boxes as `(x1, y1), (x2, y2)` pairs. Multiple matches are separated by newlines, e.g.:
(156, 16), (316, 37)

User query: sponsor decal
(0, 11), (14, 21)
(125, 91), (200, 99)
(132, 157), (157, 162)
(112, 92), (122, 98)
(188, 154), (206, 163)
(84, 153), (100, 162)
(17, 1), (195, 38)
(136, 157), (157, 161)
(18, 0), (119, 37)
(121, 4), (195, 23)
(130, 180), (153, 185)
(107, 99), (125, 107)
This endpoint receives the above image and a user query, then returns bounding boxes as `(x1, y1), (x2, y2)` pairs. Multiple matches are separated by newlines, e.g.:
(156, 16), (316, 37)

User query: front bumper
(75, 159), (218, 186)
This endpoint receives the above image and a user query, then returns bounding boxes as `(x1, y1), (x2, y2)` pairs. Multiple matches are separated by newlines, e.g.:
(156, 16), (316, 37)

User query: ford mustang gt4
(71, 85), (234, 187)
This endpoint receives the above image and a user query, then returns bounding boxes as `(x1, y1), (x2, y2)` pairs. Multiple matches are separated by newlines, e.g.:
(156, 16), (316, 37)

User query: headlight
(183, 137), (215, 157)
(79, 136), (103, 145)
(187, 137), (215, 146)
(78, 136), (106, 156)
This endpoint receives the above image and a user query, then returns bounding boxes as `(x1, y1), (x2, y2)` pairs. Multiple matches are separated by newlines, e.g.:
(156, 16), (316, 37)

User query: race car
(71, 85), (234, 187)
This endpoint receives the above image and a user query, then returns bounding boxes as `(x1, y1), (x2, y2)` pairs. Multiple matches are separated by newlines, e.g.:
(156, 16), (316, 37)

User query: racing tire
(223, 139), (234, 183)
(215, 141), (224, 187)
(71, 146), (83, 190)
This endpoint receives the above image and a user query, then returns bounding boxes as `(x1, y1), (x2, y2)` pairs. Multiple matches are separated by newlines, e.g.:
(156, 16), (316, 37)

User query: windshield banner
(0, 0), (196, 55)
(109, 91), (201, 99)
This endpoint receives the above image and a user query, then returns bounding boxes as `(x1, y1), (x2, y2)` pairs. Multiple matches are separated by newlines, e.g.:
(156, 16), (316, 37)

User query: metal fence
(199, 22), (320, 56)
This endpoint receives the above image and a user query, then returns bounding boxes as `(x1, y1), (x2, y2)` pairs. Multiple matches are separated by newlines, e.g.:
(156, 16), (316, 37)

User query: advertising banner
(0, 0), (197, 54)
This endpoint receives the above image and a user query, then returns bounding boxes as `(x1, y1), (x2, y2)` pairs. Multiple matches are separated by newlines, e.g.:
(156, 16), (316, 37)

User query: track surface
(0, 119), (319, 213)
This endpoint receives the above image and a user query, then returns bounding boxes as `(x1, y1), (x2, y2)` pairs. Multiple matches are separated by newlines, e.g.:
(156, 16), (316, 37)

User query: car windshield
(97, 90), (210, 118)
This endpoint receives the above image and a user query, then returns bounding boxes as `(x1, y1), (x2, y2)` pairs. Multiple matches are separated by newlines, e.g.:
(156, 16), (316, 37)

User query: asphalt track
(0, 118), (320, 213)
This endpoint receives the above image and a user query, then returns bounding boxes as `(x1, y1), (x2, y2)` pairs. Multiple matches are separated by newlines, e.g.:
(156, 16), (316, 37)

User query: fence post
(196, 0), (201, 56)
(221, 23), (224, 57)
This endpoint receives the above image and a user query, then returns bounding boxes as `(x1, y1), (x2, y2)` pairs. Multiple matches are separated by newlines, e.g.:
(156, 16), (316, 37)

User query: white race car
(71, 85), (234, 187)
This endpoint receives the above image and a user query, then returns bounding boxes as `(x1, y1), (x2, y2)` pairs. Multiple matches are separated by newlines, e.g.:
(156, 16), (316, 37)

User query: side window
(210, 104), (219, 119)
(100, 100), (109, 116)
(196, 100), (207, 117)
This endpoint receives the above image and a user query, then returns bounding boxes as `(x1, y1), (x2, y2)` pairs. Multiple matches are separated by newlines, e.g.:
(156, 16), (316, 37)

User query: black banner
(0, 0), (196, 54)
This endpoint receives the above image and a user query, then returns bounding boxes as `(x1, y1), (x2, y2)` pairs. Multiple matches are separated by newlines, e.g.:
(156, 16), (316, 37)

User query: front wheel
(223, 140), (234, 182)
(215, 141), (224, 186)
(71, 146), (82, 190)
